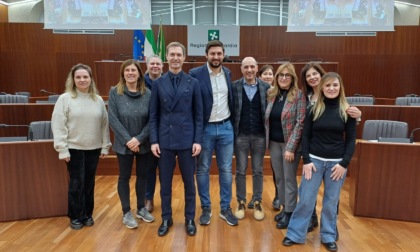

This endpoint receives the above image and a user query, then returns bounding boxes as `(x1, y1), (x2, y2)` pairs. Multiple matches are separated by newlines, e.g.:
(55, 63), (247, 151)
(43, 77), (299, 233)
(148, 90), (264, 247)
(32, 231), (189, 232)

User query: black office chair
(346, 96), (375, 105)
(223, 55), (230, 62)
(362, 120), (408, 141)
(28, 121), (53, 140)
(395, 97), (420, 106)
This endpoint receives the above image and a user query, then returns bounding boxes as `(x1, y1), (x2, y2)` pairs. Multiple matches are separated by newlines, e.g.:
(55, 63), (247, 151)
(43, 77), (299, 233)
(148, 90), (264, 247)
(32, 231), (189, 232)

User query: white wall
(8, 1), (43, 23)
(395, 3), (420, 25)
(7, 1), (420, 26)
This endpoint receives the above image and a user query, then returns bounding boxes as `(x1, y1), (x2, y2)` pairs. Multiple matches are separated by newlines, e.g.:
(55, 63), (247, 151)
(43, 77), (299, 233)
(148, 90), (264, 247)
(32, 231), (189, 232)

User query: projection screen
(287, 0), (394, 32)
(44, 0), (151, 30)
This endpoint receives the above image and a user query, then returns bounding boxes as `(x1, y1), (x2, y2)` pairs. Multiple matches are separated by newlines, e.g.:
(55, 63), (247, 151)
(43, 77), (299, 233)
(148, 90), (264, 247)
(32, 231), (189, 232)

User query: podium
(349, 141), (420, 222)
(0, 140), (68, 222)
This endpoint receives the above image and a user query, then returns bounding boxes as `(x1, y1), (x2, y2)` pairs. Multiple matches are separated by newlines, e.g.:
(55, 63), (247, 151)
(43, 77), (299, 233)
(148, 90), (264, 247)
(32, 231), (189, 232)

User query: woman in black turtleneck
(283, 72), (356, 252)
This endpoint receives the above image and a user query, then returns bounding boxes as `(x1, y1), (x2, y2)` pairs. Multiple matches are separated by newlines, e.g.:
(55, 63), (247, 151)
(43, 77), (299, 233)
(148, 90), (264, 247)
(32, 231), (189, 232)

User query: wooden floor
(1, 176), (420, 252)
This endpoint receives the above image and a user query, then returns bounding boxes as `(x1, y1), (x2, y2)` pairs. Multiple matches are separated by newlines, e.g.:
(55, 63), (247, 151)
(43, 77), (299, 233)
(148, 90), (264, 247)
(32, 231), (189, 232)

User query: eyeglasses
(278, 73), (291, 79)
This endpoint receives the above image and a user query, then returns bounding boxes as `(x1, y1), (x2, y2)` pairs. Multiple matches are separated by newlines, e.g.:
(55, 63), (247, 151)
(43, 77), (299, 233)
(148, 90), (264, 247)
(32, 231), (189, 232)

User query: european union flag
(133, 30), (145, 61)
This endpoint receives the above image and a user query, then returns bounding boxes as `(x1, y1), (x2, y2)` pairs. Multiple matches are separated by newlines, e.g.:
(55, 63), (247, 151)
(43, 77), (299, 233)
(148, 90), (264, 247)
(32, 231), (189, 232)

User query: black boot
(307, 217), (314, 233)
(276, 212), (292, 229)
(335, 226), (339, 241)
(311, 212), (319, 228)
(274, 205), (285, 222)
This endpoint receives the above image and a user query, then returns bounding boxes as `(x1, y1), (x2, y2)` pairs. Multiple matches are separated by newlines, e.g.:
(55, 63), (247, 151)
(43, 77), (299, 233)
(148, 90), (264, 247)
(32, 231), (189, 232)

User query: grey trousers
(234, 134), (266, 202)
(269, 141), (301, 212)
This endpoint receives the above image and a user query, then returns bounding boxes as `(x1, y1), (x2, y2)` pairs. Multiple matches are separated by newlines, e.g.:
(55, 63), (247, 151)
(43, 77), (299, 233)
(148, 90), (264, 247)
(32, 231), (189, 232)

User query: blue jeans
(234, 134), (265, 202)
(286, 157), (347, 244)
(196, 120), (234, 210)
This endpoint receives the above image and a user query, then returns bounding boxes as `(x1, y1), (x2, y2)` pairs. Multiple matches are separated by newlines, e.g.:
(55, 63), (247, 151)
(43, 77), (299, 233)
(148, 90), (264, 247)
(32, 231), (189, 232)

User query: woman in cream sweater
(52, 63), (111, 230)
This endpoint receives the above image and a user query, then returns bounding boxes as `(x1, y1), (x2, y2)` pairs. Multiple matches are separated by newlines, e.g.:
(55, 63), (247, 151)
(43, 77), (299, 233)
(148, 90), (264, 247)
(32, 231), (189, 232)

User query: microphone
(0, 124), (33, 141)
(114, 53), (133, 61)
(309, 58), (323, 63)
(409, 128), (420, 143)
(40, 89), (58, 95)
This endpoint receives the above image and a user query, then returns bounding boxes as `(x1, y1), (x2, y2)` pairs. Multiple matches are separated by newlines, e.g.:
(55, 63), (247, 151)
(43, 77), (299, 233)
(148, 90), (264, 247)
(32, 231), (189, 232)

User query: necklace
(278, 90), (287, 102)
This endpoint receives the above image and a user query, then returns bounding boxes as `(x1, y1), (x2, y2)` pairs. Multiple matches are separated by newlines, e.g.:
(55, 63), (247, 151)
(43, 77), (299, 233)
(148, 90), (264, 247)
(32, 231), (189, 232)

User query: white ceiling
(1, 0), (419, 7)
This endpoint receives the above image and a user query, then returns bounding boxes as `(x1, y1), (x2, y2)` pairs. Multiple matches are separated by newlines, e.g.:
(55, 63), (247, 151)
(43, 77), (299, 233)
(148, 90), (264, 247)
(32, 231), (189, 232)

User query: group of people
(51, 39), (361, 251)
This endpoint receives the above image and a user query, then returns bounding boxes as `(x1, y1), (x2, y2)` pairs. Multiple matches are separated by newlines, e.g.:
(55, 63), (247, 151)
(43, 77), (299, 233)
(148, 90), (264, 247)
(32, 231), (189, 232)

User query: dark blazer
(189, 64), (234, 128)
(149, 71), (203, 150)
(264, 90), (306, 151)
(231, 77), (270, 136)
(144, 73), (153, 90)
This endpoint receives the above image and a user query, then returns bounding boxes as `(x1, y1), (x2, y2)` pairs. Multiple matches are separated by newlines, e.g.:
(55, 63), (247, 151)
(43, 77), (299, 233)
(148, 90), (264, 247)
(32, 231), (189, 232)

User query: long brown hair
(300, 63), (326, 97)
(115, 59), (146, 95)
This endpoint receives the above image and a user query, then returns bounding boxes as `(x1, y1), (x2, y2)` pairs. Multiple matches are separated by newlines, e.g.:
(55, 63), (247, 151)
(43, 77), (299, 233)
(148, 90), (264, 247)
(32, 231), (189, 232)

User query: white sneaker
(136, 207), (155, 223)
(253, 201), (265, 220)
(235, 201), (246, 220)
(123, 211), (138, 229)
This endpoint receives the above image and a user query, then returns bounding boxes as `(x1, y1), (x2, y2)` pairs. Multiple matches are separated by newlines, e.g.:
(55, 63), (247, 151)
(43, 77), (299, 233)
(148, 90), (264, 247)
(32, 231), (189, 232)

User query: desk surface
(349, 141), (420, 222)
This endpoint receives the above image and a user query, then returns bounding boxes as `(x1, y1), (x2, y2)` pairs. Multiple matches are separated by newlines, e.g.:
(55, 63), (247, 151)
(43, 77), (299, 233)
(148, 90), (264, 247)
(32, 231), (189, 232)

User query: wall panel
(0, 4), (7, 23)
(0, 24), (419, 98)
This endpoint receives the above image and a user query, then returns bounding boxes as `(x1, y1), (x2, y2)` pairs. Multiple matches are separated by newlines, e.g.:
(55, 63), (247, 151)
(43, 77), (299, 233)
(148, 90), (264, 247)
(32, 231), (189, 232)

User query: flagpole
(157, 15), (166, 62)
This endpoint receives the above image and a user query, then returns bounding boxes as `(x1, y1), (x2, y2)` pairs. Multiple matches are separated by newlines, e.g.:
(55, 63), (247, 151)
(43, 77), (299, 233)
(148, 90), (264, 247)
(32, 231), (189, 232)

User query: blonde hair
(65, 63), (98, 101)
(311, 72), (349, 122)
(267, 63), (299, 103)
(115, 59), (146, 95)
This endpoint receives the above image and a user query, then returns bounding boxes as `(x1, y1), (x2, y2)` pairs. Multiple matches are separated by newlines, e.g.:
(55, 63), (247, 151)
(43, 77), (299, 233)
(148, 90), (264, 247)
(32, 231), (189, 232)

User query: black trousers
(116, 151), (154, 213)
(66, 148), (101, 221)
(145, 155), (159, 200)
(159, 148), (196, 221)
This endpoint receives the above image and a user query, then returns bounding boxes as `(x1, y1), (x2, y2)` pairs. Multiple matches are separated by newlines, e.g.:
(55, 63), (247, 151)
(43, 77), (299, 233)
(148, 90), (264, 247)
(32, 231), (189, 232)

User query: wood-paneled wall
(0, 24), (419, 98)
(0, 5), (7, 22)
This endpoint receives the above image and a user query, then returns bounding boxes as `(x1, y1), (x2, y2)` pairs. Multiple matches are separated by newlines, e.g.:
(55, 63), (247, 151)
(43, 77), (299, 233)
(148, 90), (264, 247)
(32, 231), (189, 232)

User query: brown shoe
(145, 199), (154, 212)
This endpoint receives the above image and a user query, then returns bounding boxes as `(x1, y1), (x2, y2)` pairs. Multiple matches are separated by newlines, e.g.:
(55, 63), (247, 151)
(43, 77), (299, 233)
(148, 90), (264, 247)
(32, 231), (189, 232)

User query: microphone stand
(0, 124), (33, 141)
(114, 54), (133, 61)
(40, 89), (58, 95)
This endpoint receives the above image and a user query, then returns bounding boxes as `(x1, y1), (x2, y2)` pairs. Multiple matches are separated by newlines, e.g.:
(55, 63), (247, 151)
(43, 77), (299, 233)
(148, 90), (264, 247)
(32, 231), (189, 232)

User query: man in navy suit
(149, 42), (203, 236)
(189, 40), (238, 227)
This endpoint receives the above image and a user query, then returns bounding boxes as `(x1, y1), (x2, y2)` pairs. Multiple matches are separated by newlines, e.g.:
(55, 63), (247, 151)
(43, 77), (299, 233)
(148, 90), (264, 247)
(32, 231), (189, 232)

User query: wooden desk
(0, 140), (68, 222)
(349, 141), (420, 222)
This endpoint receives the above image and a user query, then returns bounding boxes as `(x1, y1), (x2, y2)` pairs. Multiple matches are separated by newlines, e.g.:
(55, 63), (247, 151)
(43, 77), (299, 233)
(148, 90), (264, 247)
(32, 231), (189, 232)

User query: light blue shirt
(243, 80), (258, 101)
